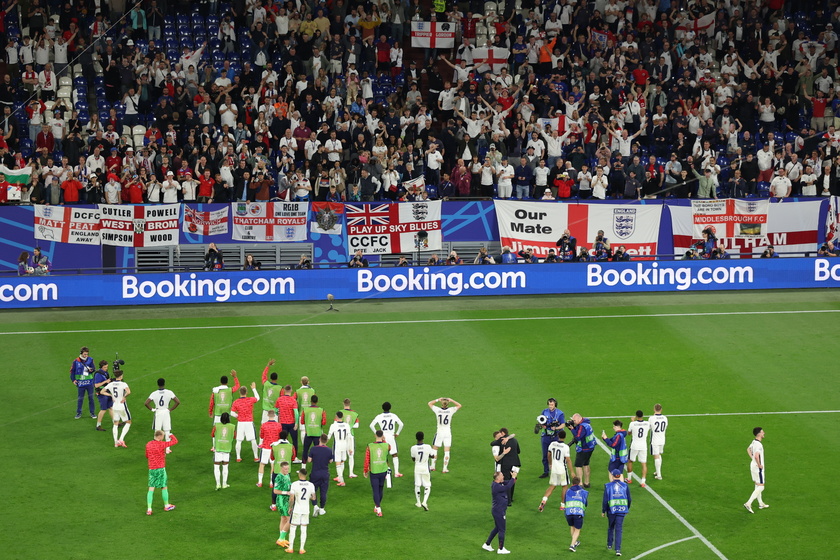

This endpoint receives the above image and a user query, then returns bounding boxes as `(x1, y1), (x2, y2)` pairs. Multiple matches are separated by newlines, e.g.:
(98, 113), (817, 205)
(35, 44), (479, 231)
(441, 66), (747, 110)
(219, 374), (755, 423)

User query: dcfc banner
(1, 259), (839, 308)
(34, 205), (101, 244)
(494, 201), (661, 258)
(347, 201), (442, 254)
(99, 204), (180, 247)
(183, 205), (229, 236)
(691, 199), (769, 238)
(231, 201), (308, 242)
(673, 199), (823, 257)
(410, 21), (456, 48)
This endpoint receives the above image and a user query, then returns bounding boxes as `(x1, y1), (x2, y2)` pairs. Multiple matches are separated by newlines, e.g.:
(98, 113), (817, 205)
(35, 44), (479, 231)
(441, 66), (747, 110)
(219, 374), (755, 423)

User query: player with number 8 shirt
(626, 411), (650, 487)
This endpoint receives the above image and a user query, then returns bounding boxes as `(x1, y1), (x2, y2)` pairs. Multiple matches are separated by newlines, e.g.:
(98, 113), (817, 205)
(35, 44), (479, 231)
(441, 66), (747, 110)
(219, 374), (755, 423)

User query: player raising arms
(410, 431), (435, 511)
(428, 397), (462, 473)
(230, 382), (261, 463)
(260, 358), (279, 424)
(102, 368), (131, 448)
(342, 399), (360, 478)
(650, 404), (668, 480)
(145, 430), (178, 515)
(327, 411), (352, 486)
(211, 413), (235, 490)
(208, 370), (240, 424)
(145, 378), (180, 451)
(258, 410), (284, 487)
(370, 402), (405, 477)
(286, 468), (317, 554)
(626, 410), (651, 487)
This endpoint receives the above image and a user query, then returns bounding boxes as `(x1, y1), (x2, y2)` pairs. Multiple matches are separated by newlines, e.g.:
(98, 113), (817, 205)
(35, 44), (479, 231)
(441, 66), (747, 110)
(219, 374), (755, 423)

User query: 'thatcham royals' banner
(231, 201), (308, 242)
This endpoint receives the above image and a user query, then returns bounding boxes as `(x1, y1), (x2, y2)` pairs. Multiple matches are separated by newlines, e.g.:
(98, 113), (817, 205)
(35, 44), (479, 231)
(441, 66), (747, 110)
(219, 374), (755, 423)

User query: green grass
(2, 291), (838, 559)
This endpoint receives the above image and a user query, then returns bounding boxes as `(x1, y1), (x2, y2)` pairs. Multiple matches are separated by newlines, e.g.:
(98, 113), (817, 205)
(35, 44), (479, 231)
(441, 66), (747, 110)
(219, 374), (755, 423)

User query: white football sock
(423, 486), (431, 504)
(654, 457), (662, 475)
(119, 423), (130, 441)
(251, 440), (259, 459)
(299, 526), (307, 549)
(235, 441), (242, 460)
(288, 526), (297, 549)
(337, 462), (345, 482)
(222, 464), (229, 486)
(112, 425), (119, 444)
(444, 451), (450, 469)
(414, 486), (421, 503)
(757, 487), (765, 506)
(392, 457), (400, 475)
(348, 452), (355, 473)
(258, 472), (264, 484)
(214, 464), (221, 485)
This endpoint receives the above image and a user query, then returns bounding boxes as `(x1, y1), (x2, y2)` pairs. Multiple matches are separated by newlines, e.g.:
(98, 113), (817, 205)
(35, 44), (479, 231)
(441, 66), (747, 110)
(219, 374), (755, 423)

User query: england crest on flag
(613, 208), (636, 239)
(411, 202), (429, 221)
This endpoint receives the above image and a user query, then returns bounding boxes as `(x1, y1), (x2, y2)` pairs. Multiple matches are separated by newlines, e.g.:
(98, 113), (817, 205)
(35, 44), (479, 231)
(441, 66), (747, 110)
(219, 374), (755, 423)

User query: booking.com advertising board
(2, 259), (839, 308)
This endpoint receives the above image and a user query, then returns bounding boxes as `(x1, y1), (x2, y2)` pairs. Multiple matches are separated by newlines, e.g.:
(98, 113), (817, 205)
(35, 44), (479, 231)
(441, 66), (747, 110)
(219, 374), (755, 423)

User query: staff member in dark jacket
(481, 470), (518, 555)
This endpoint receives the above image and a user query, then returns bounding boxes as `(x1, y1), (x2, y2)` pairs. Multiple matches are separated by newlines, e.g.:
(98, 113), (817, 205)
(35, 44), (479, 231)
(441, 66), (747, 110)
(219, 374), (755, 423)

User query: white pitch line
(589, 410), (840, 420)
(595, 439), (729, 560)
(630, 536), (699, 560)
(1, 308), (839, 336)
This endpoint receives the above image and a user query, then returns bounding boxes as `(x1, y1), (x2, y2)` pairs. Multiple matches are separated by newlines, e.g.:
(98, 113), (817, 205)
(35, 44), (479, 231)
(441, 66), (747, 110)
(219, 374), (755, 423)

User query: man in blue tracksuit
(538, 398), (565, 478)
(602, 420), (629, 477)
(70, 346), (96, 419)
(602, 469), (631, 556)
(570, 414), (596, 488)
(565, 476), (589, 552)
(482, 470), (517, 554)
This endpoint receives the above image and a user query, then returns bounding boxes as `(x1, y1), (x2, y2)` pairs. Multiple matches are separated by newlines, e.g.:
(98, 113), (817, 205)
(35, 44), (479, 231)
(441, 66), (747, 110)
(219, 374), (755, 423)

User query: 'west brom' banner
(98, 204), (179, 247)
(231, 201), (308, 242)
(411, 21), (456, 49)
(346, 201), (442, 255)
(494, 201), (661, 258)
(33, 205), (101, 244)
(183, 205), (229, 236)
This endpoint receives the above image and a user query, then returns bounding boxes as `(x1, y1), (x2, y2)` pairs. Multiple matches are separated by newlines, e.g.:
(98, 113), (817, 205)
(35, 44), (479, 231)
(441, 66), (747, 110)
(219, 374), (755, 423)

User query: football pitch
(2, 290), (838, 560)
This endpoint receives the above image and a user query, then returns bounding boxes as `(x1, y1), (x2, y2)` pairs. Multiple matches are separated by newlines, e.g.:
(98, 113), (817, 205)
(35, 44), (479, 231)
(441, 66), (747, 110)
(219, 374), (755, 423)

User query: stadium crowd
(0, 0), (839, 206)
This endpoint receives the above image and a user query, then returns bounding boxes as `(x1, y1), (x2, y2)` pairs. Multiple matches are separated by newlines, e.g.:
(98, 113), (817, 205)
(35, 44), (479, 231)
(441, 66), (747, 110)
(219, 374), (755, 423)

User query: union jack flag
(346, 204), (391, 226)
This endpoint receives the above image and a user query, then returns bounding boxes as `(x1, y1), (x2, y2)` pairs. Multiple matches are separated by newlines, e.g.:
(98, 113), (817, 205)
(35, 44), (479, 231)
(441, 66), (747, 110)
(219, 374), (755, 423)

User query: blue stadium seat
(93, 76), (104, 87)
(177, 14), (189, 26)
(207, 16), (220, 27)
(716, 156), (729, 168)
(77, 110), (89, 125)
(757, 181), (770, 197)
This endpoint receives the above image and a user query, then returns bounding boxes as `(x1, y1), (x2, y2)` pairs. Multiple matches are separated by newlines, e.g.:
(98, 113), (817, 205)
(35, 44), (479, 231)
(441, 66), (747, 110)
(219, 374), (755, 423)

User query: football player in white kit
(327, 411), (351, 486)
(744, 427), (768, 513)
(539, 429), (573, 511)
(650, 403), (668, 480)
(627, 410), (651, 486)
(410, 431), (435, 510)
(286, 468), (317, 554)
(428, 397), (462, 473)
(370, 402), (405, 477)
(102, 368), (131, 448)
(144, 378), (180, 448)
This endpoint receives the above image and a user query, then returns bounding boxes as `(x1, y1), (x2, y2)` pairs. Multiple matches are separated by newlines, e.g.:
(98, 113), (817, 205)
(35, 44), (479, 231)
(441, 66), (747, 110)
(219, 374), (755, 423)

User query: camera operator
(93, 360), (113, 431)
(474, 247), (495, 265)
(699, 227), (717, 258)
(348, 249), (369, 268)
(760, 245), (779, 258)
(446, 251), (463, 265)
(556, 228), (577, 261)
(818, 241), (839, 256)
(297, 254), (313, 270)
(710, 246), (731, 259)
(567, 413), (596, 488)
(612, 246), (631, 261)
(536, 398), (565, 479)
(593, 230), (611, 261)
(517, 247), (538, 263)
(543, 249), (560, 263)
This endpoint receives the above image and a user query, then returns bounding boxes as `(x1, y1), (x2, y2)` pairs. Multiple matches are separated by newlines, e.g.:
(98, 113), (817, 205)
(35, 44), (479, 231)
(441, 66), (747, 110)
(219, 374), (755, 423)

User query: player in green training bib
(273, 462), (292, 547)
(213, 413), (235, 490)
(343, 398), (360, 478)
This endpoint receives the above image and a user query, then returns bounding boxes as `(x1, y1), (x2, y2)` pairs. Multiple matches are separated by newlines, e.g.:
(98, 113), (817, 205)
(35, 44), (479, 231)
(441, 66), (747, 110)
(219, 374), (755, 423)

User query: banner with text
(98, 204), (180, 247)
(34, 205), (101, 244)
(494, 201), (661, 258)
(410, 21), (456, 49)
(183, 205), (229, 236)
(347, 201), (442, 254)
(672, 199), (824, 257)
(691, 199), (769, 239)
(231, 201), (308, 242)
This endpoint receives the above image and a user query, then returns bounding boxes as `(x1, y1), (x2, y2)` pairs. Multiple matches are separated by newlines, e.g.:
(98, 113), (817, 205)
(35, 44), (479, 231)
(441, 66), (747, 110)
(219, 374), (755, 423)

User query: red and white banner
(346, 201), (442, 255)
(537, 115), (567, 134)
(310, 201), (344, 235)
(411, 21), (456, 49)
(827, 196), (839, 243)
(672, 199), (824, 257)
(691, 199), (769, 239)
(403, 176), (425, 190)
(183, 205), (229, 236)
(231, 201), (308, 242)
(675, 11), (715, 38)
(99, 204), (180, 247)
(34, 205), (101, 244)
(473, 47), (511, 74)
(494, 201), (661, 259)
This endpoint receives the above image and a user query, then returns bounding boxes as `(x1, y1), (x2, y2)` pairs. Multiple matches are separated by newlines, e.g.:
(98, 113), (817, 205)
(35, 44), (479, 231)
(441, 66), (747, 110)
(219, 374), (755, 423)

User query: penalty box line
(595, 439), (729, 560)
(1, 308), (840, 336)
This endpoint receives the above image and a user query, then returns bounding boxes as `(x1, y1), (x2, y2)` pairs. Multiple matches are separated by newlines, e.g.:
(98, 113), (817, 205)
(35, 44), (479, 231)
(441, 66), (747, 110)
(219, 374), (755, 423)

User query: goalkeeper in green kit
(273, 462), (293, 547)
